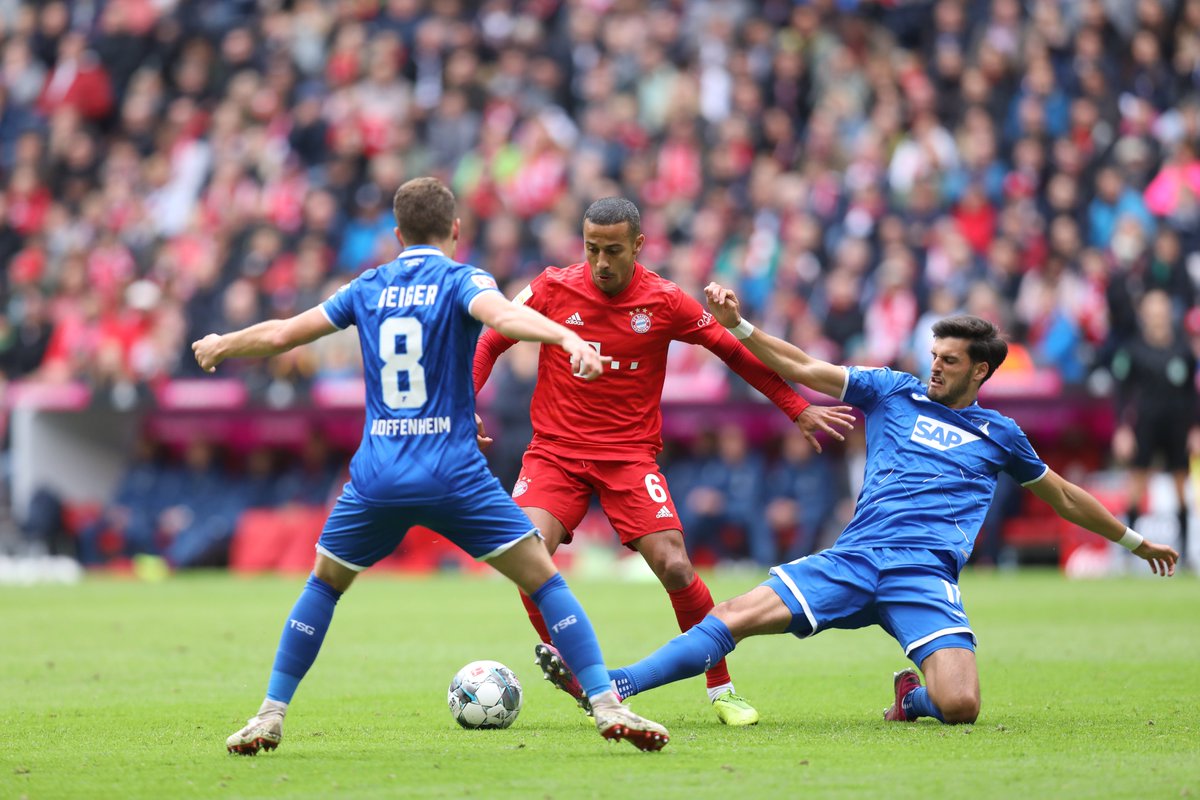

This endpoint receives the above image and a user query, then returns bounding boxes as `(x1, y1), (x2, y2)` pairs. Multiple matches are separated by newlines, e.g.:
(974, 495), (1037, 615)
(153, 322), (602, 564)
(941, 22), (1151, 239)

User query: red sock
(668, 574), (731, 689)
(519, 589), (552, 643)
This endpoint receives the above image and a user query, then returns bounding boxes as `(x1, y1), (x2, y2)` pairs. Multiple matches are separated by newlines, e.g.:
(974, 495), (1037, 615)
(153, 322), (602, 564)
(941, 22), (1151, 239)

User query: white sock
(707, 682), (734, 703)
(258, 698), (289, 717)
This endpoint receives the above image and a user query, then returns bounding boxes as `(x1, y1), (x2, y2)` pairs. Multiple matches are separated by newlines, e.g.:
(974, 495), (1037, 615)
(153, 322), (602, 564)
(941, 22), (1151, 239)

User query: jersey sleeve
(457, 267), (503, 315)
(472, 272), (548, 392)
(671, 291), (721, 346)
(1003, 426), (1049, 486)
(842, 367), (909, 413)
(321, 278), (359, 329)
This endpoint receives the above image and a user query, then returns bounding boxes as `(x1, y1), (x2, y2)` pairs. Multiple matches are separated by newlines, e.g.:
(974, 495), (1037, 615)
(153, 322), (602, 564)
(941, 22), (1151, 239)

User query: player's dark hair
(583, 197), (641, 239)
(931, 314), (1008, 384)
(393, 177), (455, 244)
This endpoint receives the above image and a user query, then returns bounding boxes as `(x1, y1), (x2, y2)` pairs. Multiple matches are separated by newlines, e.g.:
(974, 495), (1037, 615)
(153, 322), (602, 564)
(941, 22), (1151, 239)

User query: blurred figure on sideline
(1111, 290), (1199, 566)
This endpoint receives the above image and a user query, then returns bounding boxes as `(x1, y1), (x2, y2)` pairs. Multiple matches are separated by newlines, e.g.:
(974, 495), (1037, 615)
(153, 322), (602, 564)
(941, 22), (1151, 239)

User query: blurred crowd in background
(2, 0), (1199, 569)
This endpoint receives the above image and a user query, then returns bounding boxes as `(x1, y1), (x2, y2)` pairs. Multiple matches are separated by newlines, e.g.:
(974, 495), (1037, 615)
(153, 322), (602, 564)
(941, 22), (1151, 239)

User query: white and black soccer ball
(448, 660), (523, 729)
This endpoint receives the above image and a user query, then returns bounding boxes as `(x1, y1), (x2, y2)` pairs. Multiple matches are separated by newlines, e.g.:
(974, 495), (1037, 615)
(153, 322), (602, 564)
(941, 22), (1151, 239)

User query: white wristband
(729, 318), (755, 340)
(1117, 527), (1144, 551)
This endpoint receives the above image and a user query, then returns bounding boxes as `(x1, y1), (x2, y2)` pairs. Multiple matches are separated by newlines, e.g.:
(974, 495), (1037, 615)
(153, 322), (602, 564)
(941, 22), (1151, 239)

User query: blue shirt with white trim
(835, 367), (1048, 560)
(321, 246), (503, 503)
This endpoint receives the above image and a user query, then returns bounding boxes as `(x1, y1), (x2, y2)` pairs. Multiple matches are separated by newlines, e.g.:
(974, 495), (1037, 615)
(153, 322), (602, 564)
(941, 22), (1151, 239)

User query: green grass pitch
(2, 568), (1197, 799)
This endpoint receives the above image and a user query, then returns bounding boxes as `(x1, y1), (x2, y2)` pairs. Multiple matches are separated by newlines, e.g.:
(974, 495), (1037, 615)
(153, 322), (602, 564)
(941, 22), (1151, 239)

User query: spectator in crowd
(763, 427), (839, 563)
(158, 440), (250, 569)
(0, 0), (1191, 394)
(76, 437), (173, 566)
(0, 0), (1198, 572)
(677, 424), (770, 565)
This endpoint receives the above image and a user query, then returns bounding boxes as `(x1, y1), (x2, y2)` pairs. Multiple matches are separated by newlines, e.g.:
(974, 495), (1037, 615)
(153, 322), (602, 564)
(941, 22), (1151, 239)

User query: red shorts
(511, 448), (682, 546)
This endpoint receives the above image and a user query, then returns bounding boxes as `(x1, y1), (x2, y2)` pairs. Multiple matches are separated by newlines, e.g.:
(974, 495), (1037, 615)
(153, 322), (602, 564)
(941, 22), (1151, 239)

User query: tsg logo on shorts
(910, 414), (980, 451)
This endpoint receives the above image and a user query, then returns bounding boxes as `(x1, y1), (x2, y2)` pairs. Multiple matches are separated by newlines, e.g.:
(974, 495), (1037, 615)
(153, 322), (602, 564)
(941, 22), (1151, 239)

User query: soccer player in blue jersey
(538, 281), (1178, 726)
(192, 177), (669, 754)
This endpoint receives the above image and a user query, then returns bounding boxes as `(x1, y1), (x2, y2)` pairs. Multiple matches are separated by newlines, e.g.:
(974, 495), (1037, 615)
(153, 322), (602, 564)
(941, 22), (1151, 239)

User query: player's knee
(936, 690), (980, 724)
(653, 556), (694, 590)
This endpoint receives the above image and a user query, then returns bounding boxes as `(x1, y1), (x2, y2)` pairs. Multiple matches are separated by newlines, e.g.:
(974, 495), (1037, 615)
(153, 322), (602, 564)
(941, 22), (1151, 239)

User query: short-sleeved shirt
(321, 245), (502, 504)
(834, 367), (1048, 560)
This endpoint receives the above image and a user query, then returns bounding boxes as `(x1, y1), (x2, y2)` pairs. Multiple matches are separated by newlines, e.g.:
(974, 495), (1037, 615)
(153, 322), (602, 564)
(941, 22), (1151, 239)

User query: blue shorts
(763, 547), (976, 667)
(316, 480), (540, 571)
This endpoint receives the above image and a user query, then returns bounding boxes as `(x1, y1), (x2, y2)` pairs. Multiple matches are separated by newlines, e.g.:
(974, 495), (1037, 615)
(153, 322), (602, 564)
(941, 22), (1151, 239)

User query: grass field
(2, 567), (1198, 799)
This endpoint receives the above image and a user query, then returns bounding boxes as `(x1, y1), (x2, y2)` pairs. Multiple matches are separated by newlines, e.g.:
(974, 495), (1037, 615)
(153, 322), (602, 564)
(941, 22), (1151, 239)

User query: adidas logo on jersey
(910, 414), (980, 451)
(655, 505), (673, 519)
(565, 312), (584, 326)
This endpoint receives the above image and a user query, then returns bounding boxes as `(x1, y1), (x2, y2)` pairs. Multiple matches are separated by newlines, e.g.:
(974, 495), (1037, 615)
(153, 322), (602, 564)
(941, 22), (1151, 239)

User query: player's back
(322, 246), (498, 503)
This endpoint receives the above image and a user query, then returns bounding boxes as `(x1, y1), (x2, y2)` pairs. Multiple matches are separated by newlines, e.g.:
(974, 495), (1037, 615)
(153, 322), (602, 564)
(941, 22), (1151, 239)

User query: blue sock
(531, 573), (610, 698)
(902, 686), (945, 722)
(610, 615), (736, 699)
(266, 574), (343, 703)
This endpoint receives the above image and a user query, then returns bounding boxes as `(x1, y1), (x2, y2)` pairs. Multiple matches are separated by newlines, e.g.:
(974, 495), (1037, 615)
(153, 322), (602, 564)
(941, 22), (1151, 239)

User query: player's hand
(1133, 540), (1178, 577)
(563, 336), (609, 381)
(793, 404), (856, 454)
(475, 413), (494, 451)
(1188, 426), (1200, 456)
(703, 282), (742, 328)
(192, 334), (225, 373)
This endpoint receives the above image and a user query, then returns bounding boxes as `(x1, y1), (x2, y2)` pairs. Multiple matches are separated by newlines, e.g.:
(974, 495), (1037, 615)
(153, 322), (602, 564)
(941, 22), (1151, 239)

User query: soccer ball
(448, 660), (523, 729)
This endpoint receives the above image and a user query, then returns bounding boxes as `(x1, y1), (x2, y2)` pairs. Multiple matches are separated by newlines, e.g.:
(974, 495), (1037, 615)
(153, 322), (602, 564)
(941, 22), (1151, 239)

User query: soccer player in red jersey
(474, 197), (855, 725)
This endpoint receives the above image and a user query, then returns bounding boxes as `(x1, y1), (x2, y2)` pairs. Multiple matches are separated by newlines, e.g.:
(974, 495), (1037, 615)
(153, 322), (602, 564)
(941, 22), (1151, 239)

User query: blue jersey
(835, 367), (1048, 560)
(321, 246), (503, 504)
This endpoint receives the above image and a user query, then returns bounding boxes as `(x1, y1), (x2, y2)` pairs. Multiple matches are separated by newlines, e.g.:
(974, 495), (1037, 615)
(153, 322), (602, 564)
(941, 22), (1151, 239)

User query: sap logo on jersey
(910, 414), (980, 451)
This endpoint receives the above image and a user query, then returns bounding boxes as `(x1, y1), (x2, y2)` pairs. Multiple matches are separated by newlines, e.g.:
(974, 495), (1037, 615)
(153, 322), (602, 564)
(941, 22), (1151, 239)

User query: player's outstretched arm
(192, 307), (337, 373)
(1027, 468), (1178, 576)
(704, 282), (847, 398)
(469, 291), (606, 380)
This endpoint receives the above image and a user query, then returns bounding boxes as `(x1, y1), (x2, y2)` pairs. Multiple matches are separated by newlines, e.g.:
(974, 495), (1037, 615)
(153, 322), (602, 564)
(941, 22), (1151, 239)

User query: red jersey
(474, 262), (808, 459)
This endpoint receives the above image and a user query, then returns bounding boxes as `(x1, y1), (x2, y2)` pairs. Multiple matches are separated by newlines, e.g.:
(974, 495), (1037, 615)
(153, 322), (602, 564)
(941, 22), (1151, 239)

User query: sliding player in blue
(194, 177), (667, 754)
(538, 281), (1177, 726)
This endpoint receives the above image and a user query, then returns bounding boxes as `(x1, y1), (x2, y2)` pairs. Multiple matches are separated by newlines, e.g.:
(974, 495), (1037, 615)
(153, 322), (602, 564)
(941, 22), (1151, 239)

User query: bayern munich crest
(629, 307), (653, 334)
(512, 479), (529, 498)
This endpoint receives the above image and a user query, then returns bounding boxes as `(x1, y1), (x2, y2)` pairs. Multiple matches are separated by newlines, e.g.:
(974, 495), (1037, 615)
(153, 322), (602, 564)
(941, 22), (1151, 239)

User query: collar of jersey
(400, 246), (446, 258)
(584, 261), (645, 302)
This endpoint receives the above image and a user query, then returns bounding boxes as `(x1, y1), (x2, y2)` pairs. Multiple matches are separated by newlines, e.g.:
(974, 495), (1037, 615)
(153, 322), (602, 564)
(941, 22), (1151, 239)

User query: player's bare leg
(920, 648), (980, 723)
(885, 648), (980, 724)
(634, 530), (760, 726)
(228, 554), (358, 754)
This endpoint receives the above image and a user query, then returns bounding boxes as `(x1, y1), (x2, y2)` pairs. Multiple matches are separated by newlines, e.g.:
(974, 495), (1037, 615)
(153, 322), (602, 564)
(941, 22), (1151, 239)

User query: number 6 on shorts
(645, 474), (668, 503)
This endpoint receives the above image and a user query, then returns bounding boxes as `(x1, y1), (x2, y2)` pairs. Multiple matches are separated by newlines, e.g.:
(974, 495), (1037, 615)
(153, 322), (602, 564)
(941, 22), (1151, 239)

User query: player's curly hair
(932, 315), (1009, 384)
(393, 177), (455, 245)
(584, 197), (641, 238)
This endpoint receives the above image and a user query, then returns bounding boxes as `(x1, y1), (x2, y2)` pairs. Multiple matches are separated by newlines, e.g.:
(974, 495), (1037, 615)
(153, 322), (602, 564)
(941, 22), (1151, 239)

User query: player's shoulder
(636, 264), (678, 294)
(537, 263), (586, 286)
(849, 366), (920, 393)
(963, 404), (1025, 441)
